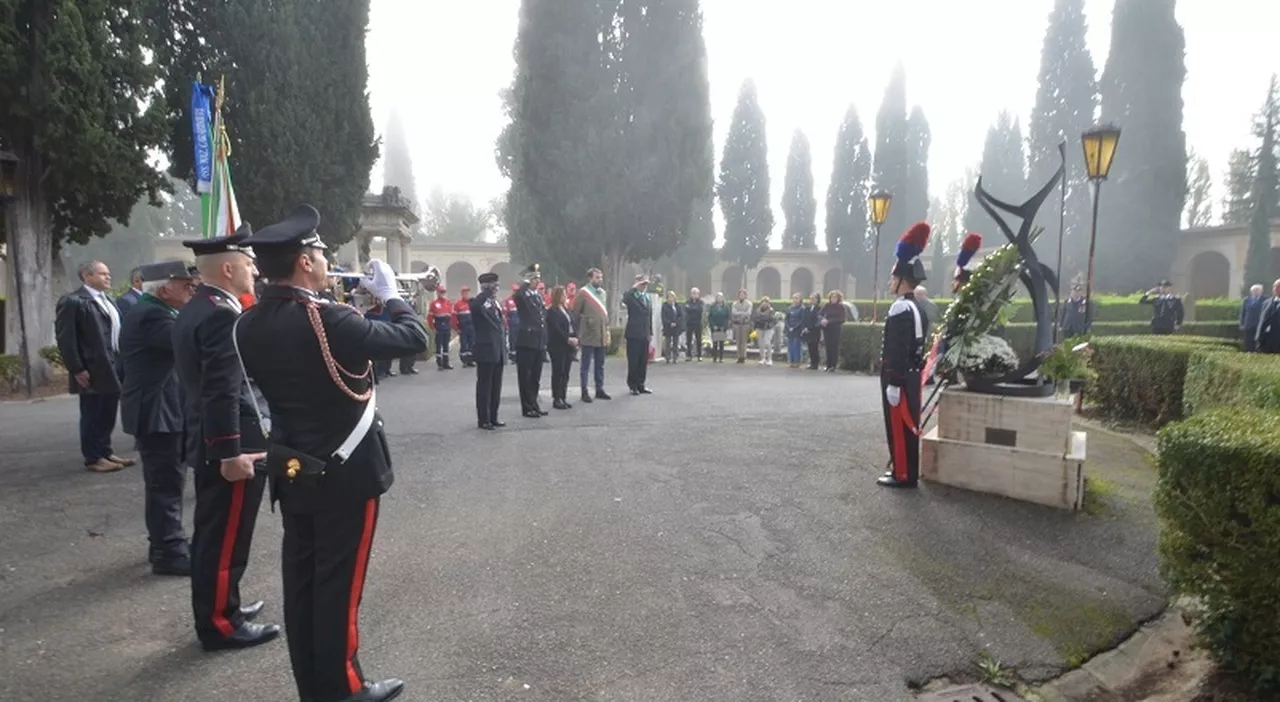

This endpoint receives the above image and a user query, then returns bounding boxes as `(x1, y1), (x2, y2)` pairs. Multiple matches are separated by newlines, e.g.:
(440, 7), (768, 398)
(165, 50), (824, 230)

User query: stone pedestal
(921, 388), (1086, 510)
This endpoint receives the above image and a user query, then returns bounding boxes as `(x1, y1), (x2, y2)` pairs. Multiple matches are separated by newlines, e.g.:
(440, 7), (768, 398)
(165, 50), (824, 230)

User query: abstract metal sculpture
(963, 151), (1066, 397)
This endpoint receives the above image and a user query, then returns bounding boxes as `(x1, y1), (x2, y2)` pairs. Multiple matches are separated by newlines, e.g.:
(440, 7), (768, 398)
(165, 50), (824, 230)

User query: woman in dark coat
(661, 290), (684, 364)
(803, 293), (823, 370)
(546, 285), (579, 409)
(819, 291), (848, 372)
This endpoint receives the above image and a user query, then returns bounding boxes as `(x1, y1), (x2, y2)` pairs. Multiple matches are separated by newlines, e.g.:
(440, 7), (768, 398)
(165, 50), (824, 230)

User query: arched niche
(789, 267), (815, 298)
(1188, 250), (1230, 299)
(756, 267), (782, 299)
(445, 261), (479, 292)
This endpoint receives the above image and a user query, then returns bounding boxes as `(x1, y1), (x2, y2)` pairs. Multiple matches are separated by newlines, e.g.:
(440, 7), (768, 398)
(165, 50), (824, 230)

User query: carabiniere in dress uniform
(879, 222), (932, 489)
(234, 204), (429, 702)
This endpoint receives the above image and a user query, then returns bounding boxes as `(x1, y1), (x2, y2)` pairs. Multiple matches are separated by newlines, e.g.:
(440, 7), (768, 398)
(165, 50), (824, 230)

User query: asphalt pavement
(0, 360), (1166, 701)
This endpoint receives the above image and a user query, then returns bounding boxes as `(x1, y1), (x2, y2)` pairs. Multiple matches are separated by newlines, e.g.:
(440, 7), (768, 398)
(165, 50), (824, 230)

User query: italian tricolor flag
(192, 77), (242, 239)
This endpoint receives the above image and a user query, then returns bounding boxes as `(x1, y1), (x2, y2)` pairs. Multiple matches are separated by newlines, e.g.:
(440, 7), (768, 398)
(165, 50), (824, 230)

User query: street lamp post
(1080, 125), (1122, 331)
(0, 150), (33, 398)
(868, 190), (892, 323)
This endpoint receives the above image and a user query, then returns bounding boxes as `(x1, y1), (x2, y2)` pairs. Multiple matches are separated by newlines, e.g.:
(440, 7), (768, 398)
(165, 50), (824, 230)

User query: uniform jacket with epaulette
(513, 280), (547, 350)
(173, 284), (266, 467)
(235, 286), (429, 514)
(119, 297), (184, 437)
(881, 295), (929, 386)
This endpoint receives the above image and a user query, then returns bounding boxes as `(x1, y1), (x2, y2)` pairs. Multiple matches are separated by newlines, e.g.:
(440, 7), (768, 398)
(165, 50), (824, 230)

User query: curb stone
(1022, 599), (1207, 702)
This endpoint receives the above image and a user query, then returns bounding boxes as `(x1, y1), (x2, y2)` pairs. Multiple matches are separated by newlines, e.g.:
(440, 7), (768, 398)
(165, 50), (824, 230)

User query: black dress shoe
(552, 399), (568, 410)
(595, 391), (611, 400)
(240, 600), (265, 620)
(479, 422), (495, 430)
(403, 368), (420, 375)
(152, 555), (191, 576)
(523, 410), (542, 418)
(581, 392), (594, 403)
(638, 387), (653, 394)
(537, 408), (549, 416)
(341, 678), (405, 701)
(492, 420), (506, 427)
(629, 388), (640, 396)
(200, 621), (281, 651)
(876, 475), (918, 488)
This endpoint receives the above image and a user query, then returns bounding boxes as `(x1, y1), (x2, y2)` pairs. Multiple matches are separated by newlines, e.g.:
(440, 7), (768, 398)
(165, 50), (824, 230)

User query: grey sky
(366, 0), (1280, 245)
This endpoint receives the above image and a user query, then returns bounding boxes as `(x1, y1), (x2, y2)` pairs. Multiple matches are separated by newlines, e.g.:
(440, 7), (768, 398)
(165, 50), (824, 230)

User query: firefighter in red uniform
(428, 287), (454, 370)
(454, 285), (475, 367)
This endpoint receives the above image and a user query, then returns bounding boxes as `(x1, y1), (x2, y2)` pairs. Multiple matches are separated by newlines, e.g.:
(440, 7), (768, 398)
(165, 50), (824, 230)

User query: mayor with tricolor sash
(571, 267), (613, 403)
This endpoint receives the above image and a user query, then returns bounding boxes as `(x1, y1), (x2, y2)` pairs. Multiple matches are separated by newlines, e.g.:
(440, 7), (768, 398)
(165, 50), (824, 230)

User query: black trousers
(191, 466), (266, 642)
(138, 432), (187, 562)
(78, 392), (119, 464)
(1244, 329), (1258, 352)
(685, 327), (702, 359)
(282, 498), (381, 702)
(625, 338), (648, 390)
(881, 372), (922, 484)
(824, 324), (843, 369)
(398, 355), (416, 373)
(548, 345), (574, 401)
(807, 334), (822, 369)
(434, 325), (453, 368)
(515, 346), (544, 413)
(475, 362), (503, 424)
(373, 359), (393, 381)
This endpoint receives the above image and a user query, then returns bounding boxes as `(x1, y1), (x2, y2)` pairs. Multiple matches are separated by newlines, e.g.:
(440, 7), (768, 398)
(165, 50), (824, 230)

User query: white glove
(361, 259), (400, 303)
(886, 385), (901, 407)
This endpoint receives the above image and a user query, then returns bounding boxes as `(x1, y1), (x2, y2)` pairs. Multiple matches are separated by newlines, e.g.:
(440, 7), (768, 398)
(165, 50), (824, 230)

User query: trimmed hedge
(1155, 408), (1280, 693)
(1183, 351), (1280, 416)
(1088, 335), (1239, 426)
(836, 321), (1240, 375)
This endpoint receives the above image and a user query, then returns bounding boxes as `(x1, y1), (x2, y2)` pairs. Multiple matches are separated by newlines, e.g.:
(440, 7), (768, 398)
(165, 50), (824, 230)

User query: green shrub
(0, 354), (22, 392)
(39, 345), (63, 369)
(1088, 336), (1238, 425)
(838, 322), (882, 371)
(1155, 408), (1280, 694)
(1183, 351), (1280, 416)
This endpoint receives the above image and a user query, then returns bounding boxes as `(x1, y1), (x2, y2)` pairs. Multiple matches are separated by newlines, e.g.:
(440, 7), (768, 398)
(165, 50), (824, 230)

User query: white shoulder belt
(232, 315), (376, 464)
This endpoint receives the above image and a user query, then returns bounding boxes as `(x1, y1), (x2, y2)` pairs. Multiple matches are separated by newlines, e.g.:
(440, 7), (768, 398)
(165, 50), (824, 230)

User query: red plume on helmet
(894, 222), (931, 261)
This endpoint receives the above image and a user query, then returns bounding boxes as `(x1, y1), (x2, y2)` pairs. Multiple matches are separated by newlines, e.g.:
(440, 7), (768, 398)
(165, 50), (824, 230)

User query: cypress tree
(498, 0), (713, 302)
(904, 106), (932, 226)
(1027, 0), (1098, 276)
(1, 0), (168, 377)
(382, 107), (421, 236)
(1183, 151), (1213, 229)
(825, 104), (873, 290)
(1096, 0), (1187, 292)
(157, 0), (379, 247)
(965, 111), (1026, 238)
(1221, 148), (1255, 226)
(718, 79), (774, 284)
(781, 130), (817, 250)
(872, 64), (910, 291)
(1243, 76), (1279, 292)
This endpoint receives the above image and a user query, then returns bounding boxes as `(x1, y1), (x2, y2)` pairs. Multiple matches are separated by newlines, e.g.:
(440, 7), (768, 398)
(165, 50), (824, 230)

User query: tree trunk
(3, 147), (55, 384)
(603, 248), (624, 323)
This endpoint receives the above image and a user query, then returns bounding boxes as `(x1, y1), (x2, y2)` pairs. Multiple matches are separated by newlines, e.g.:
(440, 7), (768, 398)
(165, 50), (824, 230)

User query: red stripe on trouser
(346, 499), (378, 694)
(212, 480), (246, 637)
(890, 400), (908, 482)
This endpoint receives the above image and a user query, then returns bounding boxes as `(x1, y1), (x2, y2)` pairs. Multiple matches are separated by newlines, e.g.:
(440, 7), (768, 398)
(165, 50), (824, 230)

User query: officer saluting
(514, 263), (548, 418)
(470, 272), (506, 430)
(172, 227), (278, 649)
(235, 204), (429, 702)
(120, 260), (197, 575)
(1139, 280), (1184, 335)
(879, 222), (932, 489)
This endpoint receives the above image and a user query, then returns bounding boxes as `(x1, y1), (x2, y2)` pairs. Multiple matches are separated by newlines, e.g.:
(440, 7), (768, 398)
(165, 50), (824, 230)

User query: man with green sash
(119, 260), (198, 575)
(571, 267), (613, 403)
